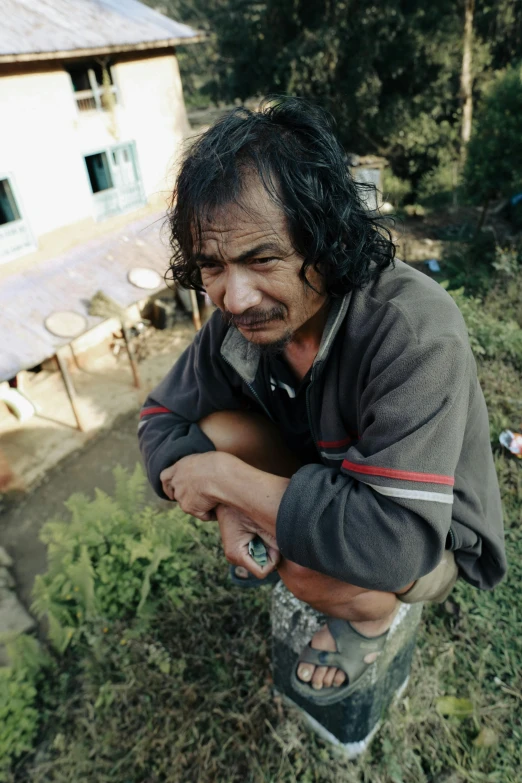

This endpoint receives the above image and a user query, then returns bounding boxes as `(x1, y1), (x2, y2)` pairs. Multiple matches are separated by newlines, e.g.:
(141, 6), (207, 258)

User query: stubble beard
(220, 305), (292, 355)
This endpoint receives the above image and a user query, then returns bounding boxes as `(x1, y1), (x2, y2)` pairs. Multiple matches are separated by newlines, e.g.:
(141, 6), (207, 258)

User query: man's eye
(198, 262), (220, 271)
(252, 257), (278, 266)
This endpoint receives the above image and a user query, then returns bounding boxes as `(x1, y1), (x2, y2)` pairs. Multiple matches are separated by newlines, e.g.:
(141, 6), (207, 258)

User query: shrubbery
(0, 637), (51, 782)
(1, 468), (219, 777)
(464, 65), (522, 206)
(31, 465), (211, 652)
(382, 169), (411, 208)
(447, 287), (522, 370)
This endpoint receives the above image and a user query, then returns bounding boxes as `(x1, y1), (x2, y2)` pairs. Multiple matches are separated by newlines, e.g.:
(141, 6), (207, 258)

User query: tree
(463, 64), (522, 229)
(150, 0), (522, 192)
(460, 0), (475, 163)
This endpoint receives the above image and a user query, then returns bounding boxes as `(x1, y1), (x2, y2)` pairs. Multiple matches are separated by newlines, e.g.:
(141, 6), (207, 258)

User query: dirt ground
(0, 411), (162, 611)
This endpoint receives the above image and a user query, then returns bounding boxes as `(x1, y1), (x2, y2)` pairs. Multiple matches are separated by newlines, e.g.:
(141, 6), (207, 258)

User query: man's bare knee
(199, 411), (259, 455)
(199, 410), (300, 476)
(277, 559), (312, 601)
(279, 559), (366, 606)
(278, 559), (402, 623)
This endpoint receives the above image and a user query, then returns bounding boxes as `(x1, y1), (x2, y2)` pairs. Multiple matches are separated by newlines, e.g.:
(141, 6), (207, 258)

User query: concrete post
(271, 582), (423, 758)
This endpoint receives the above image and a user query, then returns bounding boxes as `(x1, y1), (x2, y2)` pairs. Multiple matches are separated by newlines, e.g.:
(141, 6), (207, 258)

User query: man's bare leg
(199, 411), (410, 690)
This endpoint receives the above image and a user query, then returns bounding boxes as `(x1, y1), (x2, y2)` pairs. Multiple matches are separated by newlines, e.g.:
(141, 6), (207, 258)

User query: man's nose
(223, 267), (262, 314)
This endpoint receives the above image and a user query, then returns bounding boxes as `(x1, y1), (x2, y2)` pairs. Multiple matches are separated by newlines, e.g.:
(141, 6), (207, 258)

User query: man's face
(195, 176), (327, 348)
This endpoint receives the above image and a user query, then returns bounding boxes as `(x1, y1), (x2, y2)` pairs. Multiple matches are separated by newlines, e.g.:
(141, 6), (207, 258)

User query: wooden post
(190, 289), (202, 331)
(55, 348), (85, 432)
(121, 324), (141, 389)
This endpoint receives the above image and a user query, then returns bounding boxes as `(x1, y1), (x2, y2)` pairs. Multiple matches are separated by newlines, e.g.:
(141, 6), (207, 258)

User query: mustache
(221, 306), (286, 329)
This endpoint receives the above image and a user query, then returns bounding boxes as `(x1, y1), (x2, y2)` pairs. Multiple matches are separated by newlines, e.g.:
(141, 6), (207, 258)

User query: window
(84, 143), (146, 221)
(0, 179), (21, 225)
(66, 61), (118, 113)
(0, 176), (35, 262)
(85, 152), (113, 193)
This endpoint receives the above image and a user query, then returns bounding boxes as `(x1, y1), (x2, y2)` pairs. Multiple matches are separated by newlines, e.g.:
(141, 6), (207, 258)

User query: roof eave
(0, 33), (207, 64)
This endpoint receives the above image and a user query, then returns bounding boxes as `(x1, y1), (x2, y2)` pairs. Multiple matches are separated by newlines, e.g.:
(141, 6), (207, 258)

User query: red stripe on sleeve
(317, 435), (356, 448)
(139, 406), (171, 419)
(341, 459), (454, 486)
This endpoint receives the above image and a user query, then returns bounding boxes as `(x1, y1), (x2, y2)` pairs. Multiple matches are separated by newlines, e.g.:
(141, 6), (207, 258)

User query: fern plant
(31, 465), (209, 652)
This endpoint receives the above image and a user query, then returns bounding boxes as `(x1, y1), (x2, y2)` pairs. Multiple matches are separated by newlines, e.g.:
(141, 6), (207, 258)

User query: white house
(0, 0), (202, 270)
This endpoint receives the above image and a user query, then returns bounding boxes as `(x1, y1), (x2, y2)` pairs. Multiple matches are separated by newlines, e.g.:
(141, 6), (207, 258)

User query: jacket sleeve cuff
(146, 424), (216, 500)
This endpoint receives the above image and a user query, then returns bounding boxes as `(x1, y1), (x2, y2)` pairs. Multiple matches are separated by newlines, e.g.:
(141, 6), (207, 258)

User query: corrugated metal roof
(0, 212), (173, 381)
(0, 0), (201, 60)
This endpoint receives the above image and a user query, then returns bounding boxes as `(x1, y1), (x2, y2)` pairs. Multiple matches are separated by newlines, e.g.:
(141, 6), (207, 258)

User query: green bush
(417, 154), (460, 208)
(440, 230), (497, 295)
(464, 65), (522, 204)
(0, 636), (51, 781)
(382, 169), (411, 207)
(477, 359), (522, 443)
(446, 286), (522, 370)
(31, 465), (212, 652)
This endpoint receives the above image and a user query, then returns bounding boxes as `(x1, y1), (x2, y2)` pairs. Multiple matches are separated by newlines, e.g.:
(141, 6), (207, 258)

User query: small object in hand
(248, 536), (268, 567)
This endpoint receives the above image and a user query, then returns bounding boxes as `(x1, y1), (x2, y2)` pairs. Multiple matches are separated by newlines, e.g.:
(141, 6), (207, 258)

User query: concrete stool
(271, 582), (423, 758)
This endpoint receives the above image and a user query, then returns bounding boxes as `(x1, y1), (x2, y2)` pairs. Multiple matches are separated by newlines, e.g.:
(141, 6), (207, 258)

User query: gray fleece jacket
(138, 261), (507, 592)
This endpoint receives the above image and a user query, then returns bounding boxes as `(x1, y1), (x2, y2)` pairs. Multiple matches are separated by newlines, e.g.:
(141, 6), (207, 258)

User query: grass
(11, 447), (521, 783)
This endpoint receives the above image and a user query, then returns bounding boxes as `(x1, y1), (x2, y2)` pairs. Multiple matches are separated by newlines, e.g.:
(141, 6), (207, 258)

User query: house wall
(113, 53), (189, 200)
(0, 52), (189, 245)
(0, 65), (92, 237)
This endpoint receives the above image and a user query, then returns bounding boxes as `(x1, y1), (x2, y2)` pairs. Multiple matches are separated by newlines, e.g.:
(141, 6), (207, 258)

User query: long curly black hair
(167, 97), (395, 296)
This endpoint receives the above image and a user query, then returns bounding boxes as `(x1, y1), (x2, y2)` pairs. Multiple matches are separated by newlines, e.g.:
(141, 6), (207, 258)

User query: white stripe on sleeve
(368, 483), (454, 504)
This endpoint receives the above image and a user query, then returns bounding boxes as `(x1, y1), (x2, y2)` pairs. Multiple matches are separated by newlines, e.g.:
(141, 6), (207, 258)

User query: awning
(0, 211), (172, 381)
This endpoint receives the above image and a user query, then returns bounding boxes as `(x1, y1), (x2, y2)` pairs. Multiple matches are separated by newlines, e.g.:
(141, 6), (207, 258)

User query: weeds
(5, 451), (520, 783)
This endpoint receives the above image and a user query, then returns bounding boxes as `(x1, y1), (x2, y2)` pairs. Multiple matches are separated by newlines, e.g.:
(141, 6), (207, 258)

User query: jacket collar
(220, 293), (351, 385)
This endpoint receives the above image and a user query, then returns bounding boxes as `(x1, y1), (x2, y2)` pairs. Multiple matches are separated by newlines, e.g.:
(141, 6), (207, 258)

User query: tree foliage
(463, 64), (522, 204)
(150, 0), (522, 188)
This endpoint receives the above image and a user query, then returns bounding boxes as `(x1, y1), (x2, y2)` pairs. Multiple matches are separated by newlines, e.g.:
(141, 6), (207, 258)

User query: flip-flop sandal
(290, 617), (389, 705)
(228, 565), (281, 588)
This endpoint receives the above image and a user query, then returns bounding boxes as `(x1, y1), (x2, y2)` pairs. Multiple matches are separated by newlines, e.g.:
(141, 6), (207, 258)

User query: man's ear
(300, 261), (324, 295)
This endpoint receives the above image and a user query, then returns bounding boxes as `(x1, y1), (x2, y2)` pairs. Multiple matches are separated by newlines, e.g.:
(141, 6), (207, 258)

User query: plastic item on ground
(499, 430), (522, 458)
(0, 387), (36, 421)
(424, 259), (441, 273)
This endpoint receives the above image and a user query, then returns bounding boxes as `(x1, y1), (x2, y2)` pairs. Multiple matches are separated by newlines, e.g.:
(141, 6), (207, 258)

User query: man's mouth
(233, 318), (277, 329)
(223, 307), (286, 330)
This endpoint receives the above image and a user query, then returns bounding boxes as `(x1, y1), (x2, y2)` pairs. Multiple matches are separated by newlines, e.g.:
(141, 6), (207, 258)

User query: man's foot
(228, 564), (281, 588)
(296, 612), (398, 691)
(296, 624), (348, 689)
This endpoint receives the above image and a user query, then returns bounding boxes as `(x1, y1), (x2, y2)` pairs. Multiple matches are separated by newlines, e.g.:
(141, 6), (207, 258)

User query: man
(139, 98), (506, 705)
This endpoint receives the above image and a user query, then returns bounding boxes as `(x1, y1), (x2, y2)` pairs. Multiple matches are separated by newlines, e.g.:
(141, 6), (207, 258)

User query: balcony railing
(75, 85), (118, 113)
(0, 219), (35, 262)
(92, 181), (146, 222)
